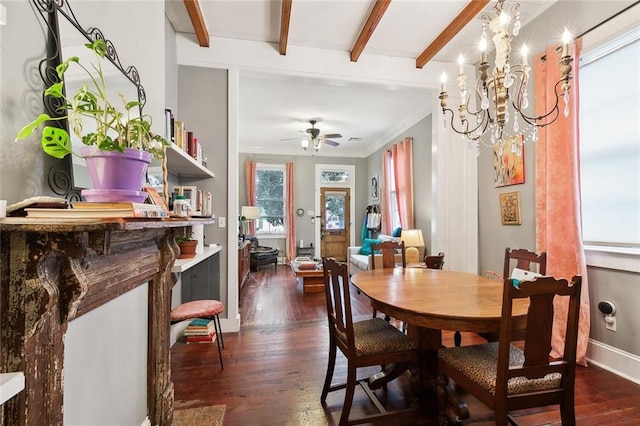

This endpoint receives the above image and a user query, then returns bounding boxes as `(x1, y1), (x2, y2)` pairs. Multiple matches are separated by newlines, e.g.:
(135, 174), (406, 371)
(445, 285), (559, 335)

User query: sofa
(347, 234), (425, 276)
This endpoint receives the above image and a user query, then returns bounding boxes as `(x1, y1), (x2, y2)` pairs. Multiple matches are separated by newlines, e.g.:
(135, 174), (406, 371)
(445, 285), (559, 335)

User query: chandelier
(439, 0), (573, 154)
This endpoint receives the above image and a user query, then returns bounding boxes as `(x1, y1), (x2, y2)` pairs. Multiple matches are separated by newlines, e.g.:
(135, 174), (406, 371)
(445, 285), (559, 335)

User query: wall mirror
(32, 0), (147, 198)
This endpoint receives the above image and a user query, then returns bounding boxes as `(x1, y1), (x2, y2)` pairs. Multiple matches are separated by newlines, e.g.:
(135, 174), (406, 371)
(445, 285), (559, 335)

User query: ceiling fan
(281, 120), (342, 152)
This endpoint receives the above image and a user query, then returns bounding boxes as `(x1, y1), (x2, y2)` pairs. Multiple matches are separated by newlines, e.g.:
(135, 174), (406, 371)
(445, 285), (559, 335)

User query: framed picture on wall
(493, 135), (525, 187)
(371, 174), (379, 201)
(499, 191), (521, 225)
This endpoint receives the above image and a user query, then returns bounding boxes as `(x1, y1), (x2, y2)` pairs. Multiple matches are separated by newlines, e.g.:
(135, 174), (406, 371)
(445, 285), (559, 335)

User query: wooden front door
(320, 188), (350, 261)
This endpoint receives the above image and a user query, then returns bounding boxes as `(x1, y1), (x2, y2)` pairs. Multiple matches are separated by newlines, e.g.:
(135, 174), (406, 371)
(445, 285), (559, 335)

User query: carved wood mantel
(0, 217), (213, 425)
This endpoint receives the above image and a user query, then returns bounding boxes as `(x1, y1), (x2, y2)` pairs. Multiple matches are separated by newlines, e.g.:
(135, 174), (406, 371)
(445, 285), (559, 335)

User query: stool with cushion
(170, 299), (225, 369)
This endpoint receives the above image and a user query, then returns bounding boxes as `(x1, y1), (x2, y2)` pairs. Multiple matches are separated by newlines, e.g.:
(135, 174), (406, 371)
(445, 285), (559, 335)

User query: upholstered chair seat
(439, 342), (561, 396)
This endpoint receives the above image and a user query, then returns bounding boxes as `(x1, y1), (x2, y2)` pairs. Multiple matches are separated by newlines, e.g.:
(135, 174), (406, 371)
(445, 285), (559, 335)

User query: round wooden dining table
(350, 267), (529, 410)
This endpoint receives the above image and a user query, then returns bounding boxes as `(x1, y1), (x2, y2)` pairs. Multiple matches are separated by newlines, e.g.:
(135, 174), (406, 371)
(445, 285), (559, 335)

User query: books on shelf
(25, 202), (169, 219)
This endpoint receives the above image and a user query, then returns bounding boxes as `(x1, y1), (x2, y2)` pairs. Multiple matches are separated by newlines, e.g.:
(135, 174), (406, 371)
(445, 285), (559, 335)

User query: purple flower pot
(81, 146), (152, 192)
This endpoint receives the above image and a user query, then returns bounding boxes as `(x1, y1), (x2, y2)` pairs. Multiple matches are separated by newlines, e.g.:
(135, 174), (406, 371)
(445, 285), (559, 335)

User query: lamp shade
(241, 206), (261, 220)
(401, 229), (424, 247)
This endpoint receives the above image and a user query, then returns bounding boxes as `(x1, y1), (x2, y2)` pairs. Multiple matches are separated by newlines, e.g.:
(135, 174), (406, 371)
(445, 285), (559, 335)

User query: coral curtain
(245, 161), (257, 234)
(535, 39), (590, 366)
(393, 137), (415, 229)
(381, 149), (393, 234)
(285, 162), (296, 261)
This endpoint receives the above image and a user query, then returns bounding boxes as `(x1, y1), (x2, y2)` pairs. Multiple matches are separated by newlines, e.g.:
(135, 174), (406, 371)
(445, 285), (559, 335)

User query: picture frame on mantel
(500, 191), (521, 225)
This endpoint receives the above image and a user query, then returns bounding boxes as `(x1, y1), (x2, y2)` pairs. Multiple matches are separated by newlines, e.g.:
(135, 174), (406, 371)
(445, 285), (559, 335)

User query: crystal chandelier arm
(441, 104), (491, 137)
(515, 77), (566, 128)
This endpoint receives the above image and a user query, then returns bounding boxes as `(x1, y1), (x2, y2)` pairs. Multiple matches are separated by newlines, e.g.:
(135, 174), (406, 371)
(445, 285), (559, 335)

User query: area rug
(172, 405), (226, 426)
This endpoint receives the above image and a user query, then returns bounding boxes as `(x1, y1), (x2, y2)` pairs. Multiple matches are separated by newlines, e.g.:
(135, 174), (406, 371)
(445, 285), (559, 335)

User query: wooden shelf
(172, 244), (222, 273)
(166, 144), (215, 178)
(0, 372), (25, 405)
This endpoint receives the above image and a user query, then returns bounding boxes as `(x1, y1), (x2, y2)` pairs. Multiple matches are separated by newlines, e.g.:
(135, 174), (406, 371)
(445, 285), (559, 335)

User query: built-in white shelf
(172, 244), (222, 273)
(166, 144), (215, 178)
(0, 372), (25, 405)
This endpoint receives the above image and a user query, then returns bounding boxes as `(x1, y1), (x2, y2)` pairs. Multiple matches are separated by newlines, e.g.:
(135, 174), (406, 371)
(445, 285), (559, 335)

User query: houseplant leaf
(15, 114), (52, 140)
(41, 126), (71, 159)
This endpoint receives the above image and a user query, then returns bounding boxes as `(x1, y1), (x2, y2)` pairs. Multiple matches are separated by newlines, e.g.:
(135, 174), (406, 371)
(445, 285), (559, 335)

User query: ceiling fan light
(301, 138), (309, 149)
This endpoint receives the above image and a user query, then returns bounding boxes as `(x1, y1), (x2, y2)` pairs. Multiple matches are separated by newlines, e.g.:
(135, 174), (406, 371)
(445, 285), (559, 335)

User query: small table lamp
(241, 206), (261, 240)
(401, 229), (425, 263)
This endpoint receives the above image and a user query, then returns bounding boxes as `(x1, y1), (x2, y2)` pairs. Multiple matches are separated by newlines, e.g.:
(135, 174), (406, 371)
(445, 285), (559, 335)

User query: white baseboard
(587, 338), (640, 385)
(220, 315), (241, 333)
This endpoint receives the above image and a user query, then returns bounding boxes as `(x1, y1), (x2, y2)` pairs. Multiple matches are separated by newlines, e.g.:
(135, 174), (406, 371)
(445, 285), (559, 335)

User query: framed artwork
(144, 186), (169, 213)
(370, 174), (379, 201)
(500, 191), (521, 225)
(493, 135), (525, 187)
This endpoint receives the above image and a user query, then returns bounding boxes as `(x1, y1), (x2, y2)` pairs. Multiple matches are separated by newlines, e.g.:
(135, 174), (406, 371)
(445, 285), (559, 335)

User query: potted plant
(15, 39), (169, 202)
(176, 234), (198, 259)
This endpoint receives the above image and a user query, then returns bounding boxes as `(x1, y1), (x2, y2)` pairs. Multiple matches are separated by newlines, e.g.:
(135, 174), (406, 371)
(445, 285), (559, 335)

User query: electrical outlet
(605, 315), (616, 332)
(218, 217), (226, 228)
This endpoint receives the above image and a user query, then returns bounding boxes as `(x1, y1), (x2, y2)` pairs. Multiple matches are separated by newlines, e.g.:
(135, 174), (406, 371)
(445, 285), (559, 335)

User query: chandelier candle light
(439, 0), (573, 155)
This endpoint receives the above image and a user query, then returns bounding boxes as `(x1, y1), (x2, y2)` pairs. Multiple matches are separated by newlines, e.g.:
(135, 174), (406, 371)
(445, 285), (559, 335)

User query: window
(388, 163), (401, 230)
(579, 28), (640, 247)
(255, 164), (286, 234)
(321, 170), (350, 183)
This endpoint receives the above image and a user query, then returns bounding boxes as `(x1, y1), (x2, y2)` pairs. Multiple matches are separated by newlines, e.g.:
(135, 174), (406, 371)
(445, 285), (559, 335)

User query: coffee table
(290, 261), (324, 293)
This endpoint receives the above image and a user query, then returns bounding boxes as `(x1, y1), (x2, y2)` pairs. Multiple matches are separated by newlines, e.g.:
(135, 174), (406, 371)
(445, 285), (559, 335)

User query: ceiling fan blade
(323, 139), (340, 147)
(322, 133), (342, 139)
(280, 137), (307, 141)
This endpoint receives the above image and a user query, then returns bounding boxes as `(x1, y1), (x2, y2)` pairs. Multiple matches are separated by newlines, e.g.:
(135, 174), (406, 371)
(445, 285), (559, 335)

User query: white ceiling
(165, 0), (557, 157)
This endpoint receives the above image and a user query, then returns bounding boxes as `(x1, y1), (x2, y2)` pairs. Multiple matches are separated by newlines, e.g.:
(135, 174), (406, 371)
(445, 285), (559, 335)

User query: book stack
(184, 318), (216, 344)
(25, 202), (169, 218)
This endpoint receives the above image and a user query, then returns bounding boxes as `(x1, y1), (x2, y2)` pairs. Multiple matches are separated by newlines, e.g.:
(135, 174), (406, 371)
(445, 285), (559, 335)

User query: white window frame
(579, 9), (640, 273)
(254, 163), (286, 237)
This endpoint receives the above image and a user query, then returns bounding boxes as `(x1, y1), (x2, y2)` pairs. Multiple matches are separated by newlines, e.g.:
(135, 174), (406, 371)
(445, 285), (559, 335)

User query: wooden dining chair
(370, 240), (406, 319)
(437, 275), (582, 426)
(321, 257), (419, 425)
(370, 240), (406, 270)
(424, 252), (445, 270)
(479, 247), (549, 344)
(503, 247), (547, 282)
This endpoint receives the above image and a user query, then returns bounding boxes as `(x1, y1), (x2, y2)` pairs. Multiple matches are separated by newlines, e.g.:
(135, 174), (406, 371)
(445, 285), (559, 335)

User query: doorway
(320, 188), (350, 261)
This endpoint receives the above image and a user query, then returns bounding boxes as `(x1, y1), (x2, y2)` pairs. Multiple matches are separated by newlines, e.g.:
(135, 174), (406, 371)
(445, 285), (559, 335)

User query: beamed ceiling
(165, 0), (559, 157)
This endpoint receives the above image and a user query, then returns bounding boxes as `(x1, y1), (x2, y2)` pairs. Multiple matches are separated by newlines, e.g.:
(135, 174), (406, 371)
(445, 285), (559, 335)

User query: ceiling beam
(350, 0), (392, 62)
(279, 0), (292, 55)
(183, 0), (210, 47)
(415, 0), (489, 68)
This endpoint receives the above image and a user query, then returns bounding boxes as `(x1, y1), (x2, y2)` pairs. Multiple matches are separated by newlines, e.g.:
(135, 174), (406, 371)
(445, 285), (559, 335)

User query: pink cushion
(170, 300), (224, 321)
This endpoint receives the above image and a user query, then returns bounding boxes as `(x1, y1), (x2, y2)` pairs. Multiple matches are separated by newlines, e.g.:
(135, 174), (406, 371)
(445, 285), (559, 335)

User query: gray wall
(365, 115), (433, 251)
(238, 153), (368, 248)
(177, 66), (229, 307)
(1, 2), (165, 424)
(476, 1), (640, 357)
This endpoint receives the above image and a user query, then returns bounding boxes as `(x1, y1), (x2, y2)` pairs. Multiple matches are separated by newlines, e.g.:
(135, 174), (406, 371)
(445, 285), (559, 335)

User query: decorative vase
(178, 240), (198, 259)
(80, 147), (152, 203)
(81, 146), (151, 190)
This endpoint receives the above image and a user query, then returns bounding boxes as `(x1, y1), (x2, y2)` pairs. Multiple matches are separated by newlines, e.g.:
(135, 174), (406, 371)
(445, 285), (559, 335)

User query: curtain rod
(576, 1), (639, 39)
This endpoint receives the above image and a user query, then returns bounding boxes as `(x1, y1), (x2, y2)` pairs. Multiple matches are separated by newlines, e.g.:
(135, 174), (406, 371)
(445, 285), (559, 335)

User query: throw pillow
(359, 238), (381, 255)
(392, 227), (403, 237)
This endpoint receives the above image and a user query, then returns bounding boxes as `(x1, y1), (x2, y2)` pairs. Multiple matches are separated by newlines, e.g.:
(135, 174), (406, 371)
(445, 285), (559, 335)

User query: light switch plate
(218, 217), (226, 228)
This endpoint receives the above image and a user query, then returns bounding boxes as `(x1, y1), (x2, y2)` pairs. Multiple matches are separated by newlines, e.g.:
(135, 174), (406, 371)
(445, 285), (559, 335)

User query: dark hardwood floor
(171, 265), (640, 425)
